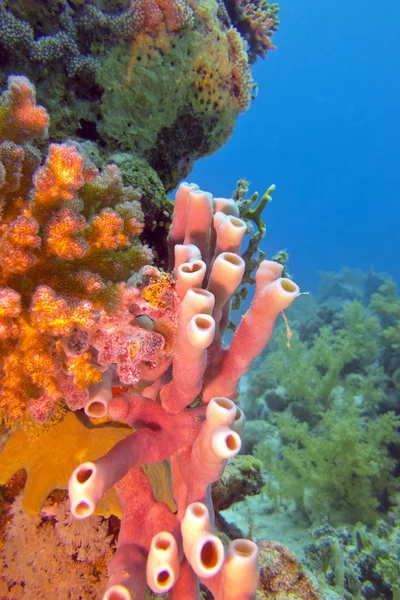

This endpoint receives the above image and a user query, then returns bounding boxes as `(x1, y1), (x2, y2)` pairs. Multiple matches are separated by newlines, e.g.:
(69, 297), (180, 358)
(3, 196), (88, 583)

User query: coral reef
(255, 404), (399, 524)
(241, 268), (400, 597)
(305, 518), (400, 600)
(0, 4), (359, 597)
(250, 279), (400, 524)
(0, 0), (278, 190)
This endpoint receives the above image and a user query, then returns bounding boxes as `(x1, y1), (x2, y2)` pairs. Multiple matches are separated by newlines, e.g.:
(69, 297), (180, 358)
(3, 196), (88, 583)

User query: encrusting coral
(95, 0), (254, 189)
(0, 412), (131, 516)
(258, 539), (321, 600)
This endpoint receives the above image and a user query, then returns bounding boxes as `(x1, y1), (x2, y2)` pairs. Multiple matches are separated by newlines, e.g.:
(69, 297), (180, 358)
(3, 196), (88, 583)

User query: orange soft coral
(31, 142), (97, 210)
(0, 76), (49, 144)
(0, 76), (164, 430)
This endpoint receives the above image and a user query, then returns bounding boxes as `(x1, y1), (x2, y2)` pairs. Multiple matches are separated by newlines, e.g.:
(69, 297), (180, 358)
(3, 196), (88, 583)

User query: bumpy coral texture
(305, 518), (400, 599)
(98, 0), (254, 189)
(0, 76), (166, 431)
(0, 0), (270, 190)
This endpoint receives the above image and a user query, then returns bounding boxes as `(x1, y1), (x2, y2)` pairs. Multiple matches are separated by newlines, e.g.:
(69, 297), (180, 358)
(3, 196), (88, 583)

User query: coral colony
(0, 75), (299, 598)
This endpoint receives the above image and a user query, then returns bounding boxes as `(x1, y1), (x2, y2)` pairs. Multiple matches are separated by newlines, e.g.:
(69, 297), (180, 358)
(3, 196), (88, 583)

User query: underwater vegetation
(244, 268), (400, 599)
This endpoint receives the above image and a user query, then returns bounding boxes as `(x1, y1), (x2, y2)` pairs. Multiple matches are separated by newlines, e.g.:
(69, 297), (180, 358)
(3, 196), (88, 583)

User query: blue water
(191, 0), (400, 292)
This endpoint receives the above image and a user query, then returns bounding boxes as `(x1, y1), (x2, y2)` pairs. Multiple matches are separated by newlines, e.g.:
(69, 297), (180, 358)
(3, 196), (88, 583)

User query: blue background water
(191, 0), (400, 292)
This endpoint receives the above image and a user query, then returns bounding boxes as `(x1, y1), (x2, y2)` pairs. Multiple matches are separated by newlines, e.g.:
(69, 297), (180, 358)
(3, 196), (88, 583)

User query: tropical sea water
(191, 0), (400, 292)
(191, 7), (400, 596)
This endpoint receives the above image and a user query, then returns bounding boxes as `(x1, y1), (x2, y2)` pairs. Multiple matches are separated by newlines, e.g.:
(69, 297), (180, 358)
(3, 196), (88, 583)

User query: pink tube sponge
(66, 181), (300, 599)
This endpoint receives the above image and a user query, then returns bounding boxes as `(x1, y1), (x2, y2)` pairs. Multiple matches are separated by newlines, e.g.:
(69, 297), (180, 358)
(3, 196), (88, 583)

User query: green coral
(230, 180), (279, 316)
(98, 0), (252, 190)
(376, 555), (400, 600)
(252, 296), (400, 524)
(255, 403), (400, 524)
(371, 278), (400, 349)
(259, 301), (382, 421)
